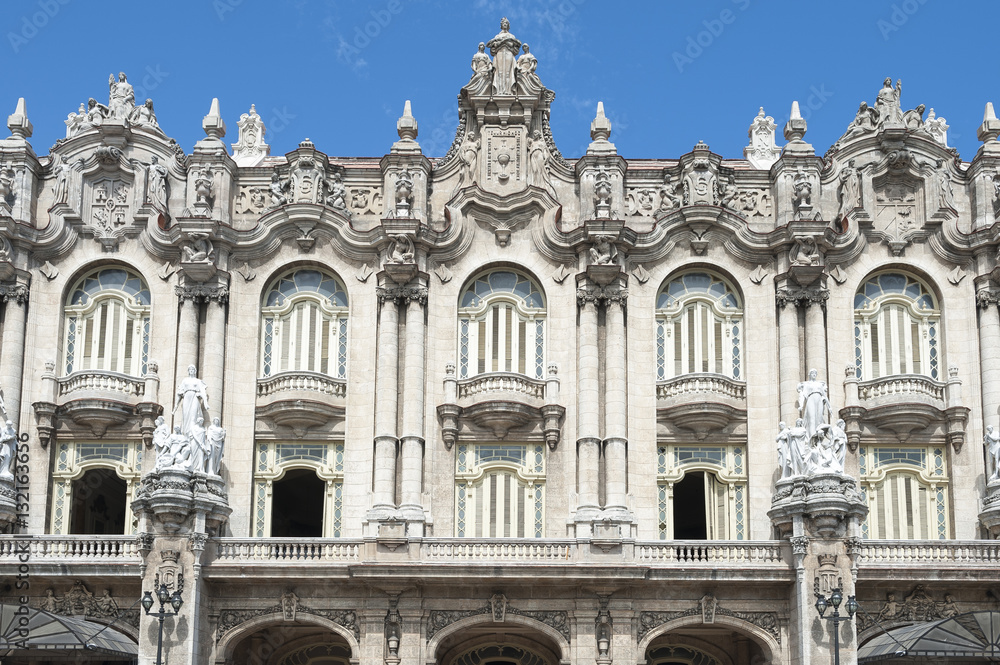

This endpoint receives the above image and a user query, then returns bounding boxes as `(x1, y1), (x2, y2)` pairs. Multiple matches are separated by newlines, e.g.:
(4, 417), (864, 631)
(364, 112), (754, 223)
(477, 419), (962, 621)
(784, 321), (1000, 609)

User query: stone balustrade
(57, 371), (145, 399)
(256, 371), (347, 398)
(858, 375), (946, 405)
(215, 538), (361, 561)
(457, 372), (546, 400)
(856, 539), (1000, 565)
(0, 535), (139, 561)
(656, 373), (747, 402)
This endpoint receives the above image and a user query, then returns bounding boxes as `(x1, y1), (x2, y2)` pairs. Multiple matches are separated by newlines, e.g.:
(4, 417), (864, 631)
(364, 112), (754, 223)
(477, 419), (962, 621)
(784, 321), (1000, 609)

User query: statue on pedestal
(0, 419), (15, 482)
(985, 425), (1000, 482)
(207, 417), (227, 476)
(487, 18), (521, 96)
(174, 365), (209, 441)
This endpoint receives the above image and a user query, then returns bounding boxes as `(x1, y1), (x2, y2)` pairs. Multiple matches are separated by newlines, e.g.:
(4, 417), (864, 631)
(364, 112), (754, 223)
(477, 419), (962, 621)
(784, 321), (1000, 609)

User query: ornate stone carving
(482, 126), (525, 196)
(392, 169), (414, 218)
(234, 185), (268, 220)
(638, 602), (780, 644)
(232, 105), (269, 166)
(682, 149), (717, 205)
(626, 187), (658, 217)
(487, 18), (520, 96)
(350, 186), (382, 216)
(790, 168), (813, 217)
(217, 604), (358, 641)
(588, 235), (618, 266)
(376, 286), (428, 305)
(35, 582), (139, 629)
(924, 108), (949, 147)
(426, 599), (570, 642)
(744, 108), (781, 169)
(873, 182), (920, 254)
(837, 159), (862, 220)
(859, 586), (960, 631)
(527, 130), (555, 195)
(268, 171), (290, 209)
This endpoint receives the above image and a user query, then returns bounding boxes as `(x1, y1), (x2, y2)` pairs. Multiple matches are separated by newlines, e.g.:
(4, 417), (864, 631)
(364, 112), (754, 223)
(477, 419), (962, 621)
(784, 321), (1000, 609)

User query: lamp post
(815, 586), (858, 665)
(141, 572), (184, 665)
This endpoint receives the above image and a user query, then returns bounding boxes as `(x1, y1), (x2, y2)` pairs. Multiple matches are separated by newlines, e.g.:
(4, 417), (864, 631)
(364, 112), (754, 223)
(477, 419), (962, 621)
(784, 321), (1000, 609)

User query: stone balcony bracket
(656, 373), (747, 438)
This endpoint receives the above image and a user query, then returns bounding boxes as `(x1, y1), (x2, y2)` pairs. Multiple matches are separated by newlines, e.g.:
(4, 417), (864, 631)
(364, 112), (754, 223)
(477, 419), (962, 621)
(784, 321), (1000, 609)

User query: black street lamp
(815, 586), (858, 665)
(141, 572), (184, 665)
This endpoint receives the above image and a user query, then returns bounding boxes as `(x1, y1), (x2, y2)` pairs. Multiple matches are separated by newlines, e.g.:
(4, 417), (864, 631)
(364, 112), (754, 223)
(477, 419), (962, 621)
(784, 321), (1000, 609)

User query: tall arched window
(859, 445), (949, 539)
(656, 272), (743, 380)
(455, 443), (545, 538)
(854, 273), (940, 380)
(260, 269), (349, 378)
(63, 267), (151, 376)
(458, 270), (545, 379)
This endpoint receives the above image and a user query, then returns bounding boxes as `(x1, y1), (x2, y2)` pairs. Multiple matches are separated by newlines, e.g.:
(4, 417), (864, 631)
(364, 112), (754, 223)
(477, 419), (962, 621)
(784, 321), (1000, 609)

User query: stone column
(399, 288), (427, 526)
(372, 288), (400, 514)
(577, 288), (601, 520)
(175, 289), (201, 382)
(978, 290), (1000, 428)
(777, 290), (802, 424)
(604, 289), (628, 514)
(804, 290), (828, 382)
(0, 286), (28, 426)
(201, 291), (227, 420)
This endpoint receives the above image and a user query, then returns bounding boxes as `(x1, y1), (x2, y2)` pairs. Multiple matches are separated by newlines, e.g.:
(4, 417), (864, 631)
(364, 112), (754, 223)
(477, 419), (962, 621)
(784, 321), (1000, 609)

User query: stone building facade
(2, 20), (1000, 665)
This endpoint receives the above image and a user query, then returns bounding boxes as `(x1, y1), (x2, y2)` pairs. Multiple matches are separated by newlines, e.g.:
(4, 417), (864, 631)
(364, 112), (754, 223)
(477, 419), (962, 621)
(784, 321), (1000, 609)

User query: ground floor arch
(217, 613), (359, 665)
(429, 614), (568, 665)
(639, 614), (780, 665)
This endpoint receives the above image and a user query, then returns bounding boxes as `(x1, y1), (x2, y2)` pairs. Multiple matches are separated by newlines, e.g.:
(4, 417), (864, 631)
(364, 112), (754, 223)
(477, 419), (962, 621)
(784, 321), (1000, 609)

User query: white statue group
(152, 365), (226, 476)
(776, 369), (847, 478)
(0, 387), (19, 483)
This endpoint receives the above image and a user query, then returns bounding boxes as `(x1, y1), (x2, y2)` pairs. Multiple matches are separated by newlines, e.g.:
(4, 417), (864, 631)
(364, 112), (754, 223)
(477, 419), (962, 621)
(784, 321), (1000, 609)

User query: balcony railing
(214, 538), (361, 562)
(656, 373), (747, 401)
(457, 372), (546, 400)
(858, 375), (946, 405)
(0, 536), (139, 561)
(856, 540), (1000, 564)
(257, 371), (347, 398)
(58, 371), (145, 399)
(636, 541), (785, 564)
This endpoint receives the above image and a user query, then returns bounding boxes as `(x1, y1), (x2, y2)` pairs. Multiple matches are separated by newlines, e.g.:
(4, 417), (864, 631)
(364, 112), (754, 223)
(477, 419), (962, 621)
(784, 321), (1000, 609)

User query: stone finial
(744, 107), (781, 170)
(587, 101), (616, 155)
(202, 98), (226, 141)
(7, 98), (32, 140)
(391, 100), (421, 154)
(784, 101), (806, 142)
(978, 102), (1000, 143)
(232, 104), (269, 167)
(924, 108), (949, 148)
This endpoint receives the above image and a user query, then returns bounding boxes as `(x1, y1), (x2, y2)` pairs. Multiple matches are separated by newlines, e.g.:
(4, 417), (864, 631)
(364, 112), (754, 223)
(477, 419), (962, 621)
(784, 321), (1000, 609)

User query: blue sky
(3, 0), (996, 161)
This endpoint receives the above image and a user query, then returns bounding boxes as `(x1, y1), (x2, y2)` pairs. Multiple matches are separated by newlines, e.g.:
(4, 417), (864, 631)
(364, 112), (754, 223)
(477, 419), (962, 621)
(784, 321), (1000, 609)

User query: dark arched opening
(70, 468), (127, 535)
(271, 468), (324, 537)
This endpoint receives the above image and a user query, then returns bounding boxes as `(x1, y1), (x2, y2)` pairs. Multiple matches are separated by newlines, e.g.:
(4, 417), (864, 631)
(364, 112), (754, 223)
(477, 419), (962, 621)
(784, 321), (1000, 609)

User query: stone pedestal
(979, 480), (1000, 537)
(770, 472), (867, 665)
(132, 469), (230, 665)
(0, 478), (16, 529)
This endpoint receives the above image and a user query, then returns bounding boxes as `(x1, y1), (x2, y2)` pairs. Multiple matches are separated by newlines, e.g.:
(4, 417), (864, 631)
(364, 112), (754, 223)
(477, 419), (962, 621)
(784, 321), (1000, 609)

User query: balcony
(438, 366), (565, 449)
(855, 540), (1000, 581)
(842, 370), (969, 450)
(0, 536), (141, 575)
(31, 363), (161, 446)
(656, 373), (747, 438)
(256, 371), (347, 436)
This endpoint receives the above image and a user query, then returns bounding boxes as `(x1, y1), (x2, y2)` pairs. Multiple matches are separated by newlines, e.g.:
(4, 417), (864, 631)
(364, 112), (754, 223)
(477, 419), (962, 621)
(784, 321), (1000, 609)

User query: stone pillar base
(768, 472), (868, 538)
(0, 479), (17, 529)
(980, 480), (1000, 537)
(131, 469), (231, 534)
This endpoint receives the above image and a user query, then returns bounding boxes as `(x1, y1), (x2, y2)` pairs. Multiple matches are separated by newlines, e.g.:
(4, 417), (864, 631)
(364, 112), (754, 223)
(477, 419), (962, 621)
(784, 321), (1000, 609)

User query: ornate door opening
(271, 468), (324, 537)
(70, 468), (127, 534)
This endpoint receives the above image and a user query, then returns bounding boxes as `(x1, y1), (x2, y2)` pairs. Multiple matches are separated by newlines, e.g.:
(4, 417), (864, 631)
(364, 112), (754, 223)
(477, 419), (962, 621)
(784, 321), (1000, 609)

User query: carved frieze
(637, 602), (780, 644)
(858, 585), (960, 631)
(35, 580), (139, 629)
(481, 126), (526, 196)
(217, 604), (359, 641)
(426, 599), (570, 642)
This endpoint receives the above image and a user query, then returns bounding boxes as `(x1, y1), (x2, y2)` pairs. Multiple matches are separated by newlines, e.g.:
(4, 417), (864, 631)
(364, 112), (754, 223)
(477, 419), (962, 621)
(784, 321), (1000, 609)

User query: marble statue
(152, 416), (172, 471)
(776, 421), (792, 479)
(147, 156), (168, 209)
(207, 417), (226, 476)
(130, 99), (159, 129)
(902, 103), (925, 130)
(387, 234), (414, 264)
(182, 233), (215, 263)
(924, 108), (949, 146)
(786, 418), (810, 477)
(0, 419), (15, 482)
(514, 43), (542, 96)
(842, 102), (876, 140)
(51, 153), (75, 205)
(65, 103), (87, 137)
(82, 98), (109, 132)
(593, 168), (613, 218)
(326, 172), (347, 210)
(837, 159), (861, 220)
(487, 18), (521, 96)
(0, 167), (15, 202)
(789, 236), (820, 266)
(658, 174), (681, 210)
(173, 365), (209, 439)
(791, 168), (812, 214)
(875, 77), (903, 125)
(454, 132), (480, 193)
(797, 369), (831, 443)
(394, 169), (414, 217)
(269, 172), (289, 208)
(465, 42), (493, 95)
(188, 417), (208, 473)
(985, 425), (1000, 481)
(527, 130), (554, 194)
(933, 159), (955, 210)
(167, 426), (191, 468)
(588, 236), (618, 265)
(717, 175), (738, 210)
(193, 166), (214, 206)
(108, 73), (135, 120)
(812, 419), (848, 473)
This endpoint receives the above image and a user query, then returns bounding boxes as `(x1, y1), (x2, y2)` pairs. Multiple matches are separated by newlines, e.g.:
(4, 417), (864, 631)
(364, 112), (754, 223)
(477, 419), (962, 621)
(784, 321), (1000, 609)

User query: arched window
(49, 440), (142, 535)
(656, 272), (743, 380)
(63, 267), (151, 376)
(458, 270), (545, 379)
(859, 446), (949, 539)
(260, 269), (349, 378)
(455, 443), (545, 538)
(656, 445), (747, 540)
(253, 441), (344, 537)
(854, 273), (940, 380)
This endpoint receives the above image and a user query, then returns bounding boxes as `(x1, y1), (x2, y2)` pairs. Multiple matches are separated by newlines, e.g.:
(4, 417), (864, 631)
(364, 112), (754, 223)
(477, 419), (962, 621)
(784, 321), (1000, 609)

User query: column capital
(977, 288), (1000, 308)
(175, 284), (229, 303)
(576, 286), (627, 307)
(776, 286), (828, 309)
(377, 285), (427, 305)
(0, 283), (29, 304)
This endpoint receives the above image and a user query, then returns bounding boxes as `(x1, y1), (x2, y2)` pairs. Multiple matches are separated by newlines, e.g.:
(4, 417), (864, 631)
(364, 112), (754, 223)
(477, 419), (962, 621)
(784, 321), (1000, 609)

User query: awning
(0, 603), (138, 661)
(859, 611), (1000, 662)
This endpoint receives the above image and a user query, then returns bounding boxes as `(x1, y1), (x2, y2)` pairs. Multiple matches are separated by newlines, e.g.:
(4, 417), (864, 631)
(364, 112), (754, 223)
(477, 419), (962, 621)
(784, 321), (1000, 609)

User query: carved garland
(216, 604), (359, 642)
(638, 604), (781, 644)
(426, 603), (570, 642)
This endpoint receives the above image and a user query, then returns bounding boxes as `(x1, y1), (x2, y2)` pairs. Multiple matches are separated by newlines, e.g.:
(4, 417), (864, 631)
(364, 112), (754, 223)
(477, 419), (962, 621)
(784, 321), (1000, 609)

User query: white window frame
(858, 445), (949, 540)
(50, 440), (142, 535)
(253, 441), (345, 537)
(64, 292), (149, 377)
(455, 443), (545, 538)
(656, 444), (747, 540)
